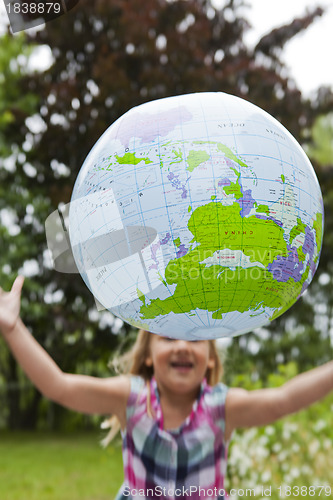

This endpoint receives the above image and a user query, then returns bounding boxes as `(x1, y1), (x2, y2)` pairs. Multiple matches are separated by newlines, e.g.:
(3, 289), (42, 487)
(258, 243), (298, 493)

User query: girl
(0, 276), (333, 499)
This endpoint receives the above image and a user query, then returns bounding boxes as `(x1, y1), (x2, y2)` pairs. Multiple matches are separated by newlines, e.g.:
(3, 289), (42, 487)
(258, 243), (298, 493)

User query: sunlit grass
(0, 431), (123, 500)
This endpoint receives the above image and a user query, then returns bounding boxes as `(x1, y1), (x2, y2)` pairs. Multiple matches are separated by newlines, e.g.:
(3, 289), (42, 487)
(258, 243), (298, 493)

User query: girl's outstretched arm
(0, 277), (130, 426)
(225, 361), (333, 440)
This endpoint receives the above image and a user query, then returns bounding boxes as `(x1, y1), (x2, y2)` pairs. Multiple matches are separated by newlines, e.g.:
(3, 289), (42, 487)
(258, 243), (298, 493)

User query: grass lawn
(0, 431), (123, 500)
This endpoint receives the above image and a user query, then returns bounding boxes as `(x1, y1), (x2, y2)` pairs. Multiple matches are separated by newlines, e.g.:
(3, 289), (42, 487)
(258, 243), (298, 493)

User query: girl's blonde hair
(101, 330), (224, 446)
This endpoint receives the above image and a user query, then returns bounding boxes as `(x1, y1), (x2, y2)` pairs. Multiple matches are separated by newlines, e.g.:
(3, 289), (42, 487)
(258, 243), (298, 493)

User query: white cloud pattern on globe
(69, 92), (323, 340)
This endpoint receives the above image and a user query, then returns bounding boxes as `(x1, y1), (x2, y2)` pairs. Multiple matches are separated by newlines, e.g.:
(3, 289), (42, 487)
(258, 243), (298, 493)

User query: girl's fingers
(12, 275), (25, 294)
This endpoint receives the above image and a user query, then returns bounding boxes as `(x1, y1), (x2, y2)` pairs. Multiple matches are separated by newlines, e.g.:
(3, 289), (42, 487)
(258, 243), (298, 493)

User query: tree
(0, 32), (40, 429)
(1, 0), (332, 428)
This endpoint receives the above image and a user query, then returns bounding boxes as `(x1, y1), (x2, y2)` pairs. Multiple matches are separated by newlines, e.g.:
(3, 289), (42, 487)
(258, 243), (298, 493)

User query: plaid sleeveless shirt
(115, 376), (229, 500)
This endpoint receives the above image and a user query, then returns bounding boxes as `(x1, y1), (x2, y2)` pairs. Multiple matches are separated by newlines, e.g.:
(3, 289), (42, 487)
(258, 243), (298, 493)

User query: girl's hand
(0, 275), (24, 337)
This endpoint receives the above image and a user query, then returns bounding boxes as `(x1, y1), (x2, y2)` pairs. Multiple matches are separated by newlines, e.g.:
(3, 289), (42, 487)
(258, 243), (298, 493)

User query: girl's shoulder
(205, 380), (229, 399)
(202, 381), (229, 422)
(127, 375), (146, 399)
(125, 375), (148, 417)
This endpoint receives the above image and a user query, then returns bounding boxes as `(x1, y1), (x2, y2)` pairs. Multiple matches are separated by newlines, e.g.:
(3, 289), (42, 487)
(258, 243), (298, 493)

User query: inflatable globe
(69, 92), (323, 340)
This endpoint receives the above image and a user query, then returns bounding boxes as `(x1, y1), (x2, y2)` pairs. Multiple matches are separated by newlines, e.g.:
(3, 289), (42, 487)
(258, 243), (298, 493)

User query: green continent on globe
(187, 150), (210, 172)
(187, 201), (288, 266)
(138, 201), (305, 322)
(115, 152), (152, 165)
(139, 263), (308, 322)
(289, 218), (307, 244)
(313, 212), (323, 260)
(256, 204), (270, 215)
(194, 141), (247, 168)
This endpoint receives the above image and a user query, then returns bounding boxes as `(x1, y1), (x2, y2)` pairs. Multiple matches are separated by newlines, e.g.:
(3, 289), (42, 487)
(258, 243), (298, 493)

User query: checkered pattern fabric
(115, 376), (229, 499)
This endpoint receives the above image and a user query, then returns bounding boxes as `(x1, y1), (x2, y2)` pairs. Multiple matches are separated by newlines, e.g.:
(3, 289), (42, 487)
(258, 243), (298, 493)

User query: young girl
(1, 276), (333, 499)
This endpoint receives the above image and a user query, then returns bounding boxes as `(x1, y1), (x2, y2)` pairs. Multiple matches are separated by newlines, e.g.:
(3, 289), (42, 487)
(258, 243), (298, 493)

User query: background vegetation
(0, 0), (333, 497)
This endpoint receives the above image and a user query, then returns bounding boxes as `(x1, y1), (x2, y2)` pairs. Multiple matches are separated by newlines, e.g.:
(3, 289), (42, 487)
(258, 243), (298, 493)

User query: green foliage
(306, 113), (333, 166)
(0, 33), (37, 156)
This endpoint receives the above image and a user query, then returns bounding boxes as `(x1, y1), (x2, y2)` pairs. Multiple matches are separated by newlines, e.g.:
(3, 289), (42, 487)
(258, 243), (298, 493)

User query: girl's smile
(145, 335), (215, 397)
(170, 359), (194, 371)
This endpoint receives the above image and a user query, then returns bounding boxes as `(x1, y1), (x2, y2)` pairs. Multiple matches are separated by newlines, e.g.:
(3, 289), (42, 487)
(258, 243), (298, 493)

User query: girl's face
(145, 335), (215, 396)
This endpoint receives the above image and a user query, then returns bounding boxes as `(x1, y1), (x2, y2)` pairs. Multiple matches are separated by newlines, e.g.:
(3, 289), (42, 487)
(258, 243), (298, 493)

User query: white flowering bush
(225, 363), (333, 499)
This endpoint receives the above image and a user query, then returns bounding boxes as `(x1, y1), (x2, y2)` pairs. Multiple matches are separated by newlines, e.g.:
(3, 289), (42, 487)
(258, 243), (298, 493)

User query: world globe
(69, 92), (323, 340)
